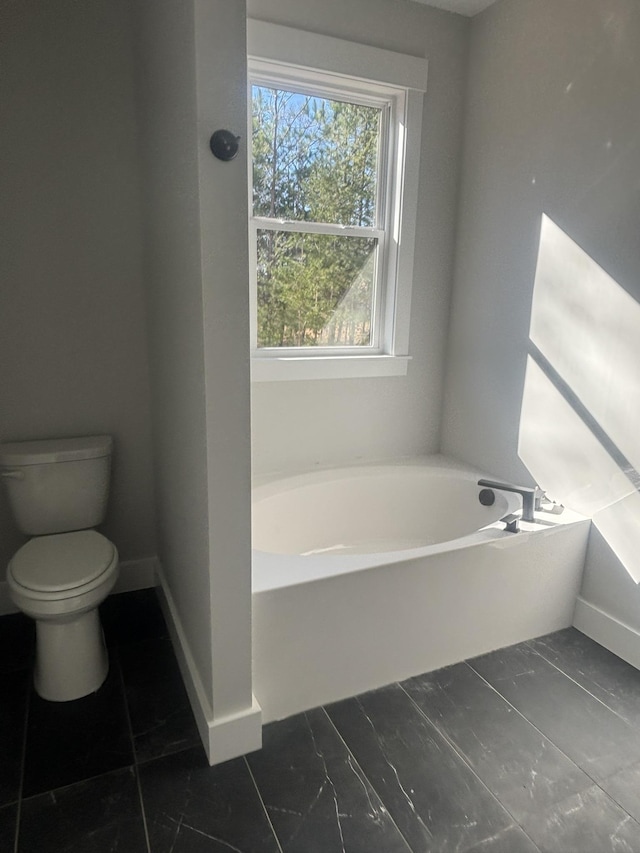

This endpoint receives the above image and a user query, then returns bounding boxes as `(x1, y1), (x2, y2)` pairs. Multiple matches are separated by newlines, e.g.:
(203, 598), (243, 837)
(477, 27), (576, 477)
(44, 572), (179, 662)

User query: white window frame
(247, 21), (428, 382)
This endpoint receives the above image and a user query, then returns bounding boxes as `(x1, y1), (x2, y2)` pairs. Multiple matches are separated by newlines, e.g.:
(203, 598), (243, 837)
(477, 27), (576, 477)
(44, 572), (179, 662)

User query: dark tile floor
(3, 591), (640, 852)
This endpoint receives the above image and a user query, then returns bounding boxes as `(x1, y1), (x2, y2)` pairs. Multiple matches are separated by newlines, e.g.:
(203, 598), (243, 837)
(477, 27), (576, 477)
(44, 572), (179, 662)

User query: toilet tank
(0, 435), (113, 536)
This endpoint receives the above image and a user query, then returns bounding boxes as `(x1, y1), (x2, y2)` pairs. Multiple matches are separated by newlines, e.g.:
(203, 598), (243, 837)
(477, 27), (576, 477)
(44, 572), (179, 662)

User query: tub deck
(252, 457), (590, 723)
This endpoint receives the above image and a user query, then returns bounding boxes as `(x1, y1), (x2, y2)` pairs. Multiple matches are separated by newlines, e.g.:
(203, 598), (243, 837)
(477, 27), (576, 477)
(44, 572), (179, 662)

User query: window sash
(249, 224), (385, 353)
(252, 217), (384, 241)
(248, 71), (396, 356)
(250, 73), (391, 230)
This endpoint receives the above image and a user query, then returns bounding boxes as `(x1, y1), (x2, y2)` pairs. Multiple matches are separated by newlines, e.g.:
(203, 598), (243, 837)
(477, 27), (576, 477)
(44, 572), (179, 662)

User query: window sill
(251, 354), (411, 382)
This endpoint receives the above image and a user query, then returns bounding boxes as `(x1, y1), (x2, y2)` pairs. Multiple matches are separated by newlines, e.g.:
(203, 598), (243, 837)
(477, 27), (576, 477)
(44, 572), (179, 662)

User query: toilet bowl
(1, 435), (118, 701)
(7, 530), (119, 701)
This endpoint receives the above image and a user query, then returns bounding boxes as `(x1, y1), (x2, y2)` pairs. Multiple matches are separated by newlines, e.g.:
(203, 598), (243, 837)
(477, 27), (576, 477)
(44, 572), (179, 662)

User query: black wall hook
(210, 129), (241, 161)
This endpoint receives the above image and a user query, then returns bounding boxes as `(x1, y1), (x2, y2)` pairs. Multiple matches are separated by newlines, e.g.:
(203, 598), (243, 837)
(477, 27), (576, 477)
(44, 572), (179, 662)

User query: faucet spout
(477, 478), (540, 523)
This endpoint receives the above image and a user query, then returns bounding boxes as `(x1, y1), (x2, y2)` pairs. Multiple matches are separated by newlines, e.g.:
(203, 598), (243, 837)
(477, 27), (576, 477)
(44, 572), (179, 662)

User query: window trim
(247, 20), (428, 382)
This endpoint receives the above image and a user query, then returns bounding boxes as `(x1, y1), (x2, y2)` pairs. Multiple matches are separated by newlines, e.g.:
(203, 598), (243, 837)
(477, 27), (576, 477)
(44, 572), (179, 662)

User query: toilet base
(34, 607), (109, 701)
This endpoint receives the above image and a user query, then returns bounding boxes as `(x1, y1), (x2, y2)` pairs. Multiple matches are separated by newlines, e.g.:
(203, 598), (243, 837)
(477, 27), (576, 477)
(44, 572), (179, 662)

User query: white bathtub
(252, 456), (590, 723)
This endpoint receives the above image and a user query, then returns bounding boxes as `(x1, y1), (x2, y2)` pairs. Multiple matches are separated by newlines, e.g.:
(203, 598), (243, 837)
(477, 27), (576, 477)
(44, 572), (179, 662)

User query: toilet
(0, 435), (119, 701)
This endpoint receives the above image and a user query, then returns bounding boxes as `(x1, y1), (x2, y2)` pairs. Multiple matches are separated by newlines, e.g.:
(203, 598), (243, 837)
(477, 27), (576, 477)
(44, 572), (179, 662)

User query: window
(251, 82), (383, 351)
(247, 22), (428, 381)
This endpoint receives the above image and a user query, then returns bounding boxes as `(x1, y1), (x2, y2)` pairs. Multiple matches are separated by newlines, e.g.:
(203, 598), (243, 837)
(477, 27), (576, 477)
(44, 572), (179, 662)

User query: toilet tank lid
(0, 435), (113, 467)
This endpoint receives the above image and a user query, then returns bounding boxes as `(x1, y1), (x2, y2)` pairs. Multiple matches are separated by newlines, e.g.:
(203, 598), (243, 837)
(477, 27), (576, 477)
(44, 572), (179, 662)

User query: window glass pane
(252, 85), (381, 227)
(256, 230), (378, 348)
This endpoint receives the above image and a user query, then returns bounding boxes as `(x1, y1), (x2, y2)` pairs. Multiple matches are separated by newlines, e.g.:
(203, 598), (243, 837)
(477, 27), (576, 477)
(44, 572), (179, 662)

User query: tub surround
(252, 455), (590, 722)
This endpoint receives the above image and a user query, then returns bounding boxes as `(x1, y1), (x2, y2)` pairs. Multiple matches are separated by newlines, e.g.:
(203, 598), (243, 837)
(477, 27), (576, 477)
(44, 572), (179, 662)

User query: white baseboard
(112, 556), (159, 594)
(0, 555), (159, 616)
(574, 596), (640, 671)
(156, 563), (262, 766)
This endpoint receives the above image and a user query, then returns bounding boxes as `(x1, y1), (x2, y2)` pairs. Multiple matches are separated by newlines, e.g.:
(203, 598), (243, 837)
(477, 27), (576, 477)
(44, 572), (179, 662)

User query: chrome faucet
(477, 478), (542, 523)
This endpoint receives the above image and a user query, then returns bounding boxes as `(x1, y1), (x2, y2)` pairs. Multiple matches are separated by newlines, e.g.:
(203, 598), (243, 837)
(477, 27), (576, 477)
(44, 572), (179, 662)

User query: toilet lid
(9, 530), (116, 593)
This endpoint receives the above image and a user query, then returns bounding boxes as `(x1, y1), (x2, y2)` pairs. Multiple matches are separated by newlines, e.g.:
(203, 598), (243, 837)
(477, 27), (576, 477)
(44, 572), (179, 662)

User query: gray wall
(0, 0), (156, 569)
(442, 0), (640, 624)
(248, 0), (470, 476)
(134, 0), (254, 727)
(133, 0), (213, 696)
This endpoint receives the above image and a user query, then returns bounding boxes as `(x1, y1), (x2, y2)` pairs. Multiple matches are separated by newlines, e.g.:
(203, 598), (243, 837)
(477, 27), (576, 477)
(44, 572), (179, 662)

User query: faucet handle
(501, 513), (520, 533)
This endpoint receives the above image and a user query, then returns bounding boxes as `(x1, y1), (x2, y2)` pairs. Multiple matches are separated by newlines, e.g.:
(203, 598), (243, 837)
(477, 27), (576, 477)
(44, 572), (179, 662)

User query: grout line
(14, 669), (32, 853)
(396, 680), (542, 853)
(243, 756), (284, 853)
(134, 746), (197, 770)
(320, 703), (420, 853)
(587, 783), (640, 836)
(463, 656), (600, 779)
(463, 659), (640, 829)
(19, 765), (142, 803)
(116, 647), (151, 853)
(524, 637), (640, 728)
(521, 640), (640, 823)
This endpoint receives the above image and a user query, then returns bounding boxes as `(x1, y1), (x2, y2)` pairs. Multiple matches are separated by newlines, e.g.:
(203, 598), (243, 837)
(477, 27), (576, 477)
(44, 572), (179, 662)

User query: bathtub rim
(251, 454), (556, 593)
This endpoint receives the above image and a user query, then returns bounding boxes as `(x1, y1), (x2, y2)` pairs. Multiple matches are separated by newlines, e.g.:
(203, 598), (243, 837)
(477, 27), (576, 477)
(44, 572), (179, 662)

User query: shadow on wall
(518, 214), (640, 582)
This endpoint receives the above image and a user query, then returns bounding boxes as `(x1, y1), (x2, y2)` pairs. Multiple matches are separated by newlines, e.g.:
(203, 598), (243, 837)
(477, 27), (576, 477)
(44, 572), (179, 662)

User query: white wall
(442, 0), (640, 634)
(248, 0), (470, 476)
(0, 0), (156, 572)
(133, 0), (260, 763)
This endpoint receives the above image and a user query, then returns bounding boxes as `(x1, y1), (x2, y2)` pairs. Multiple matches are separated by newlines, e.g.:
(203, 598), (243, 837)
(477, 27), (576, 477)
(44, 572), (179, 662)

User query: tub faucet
(477, 478), (541, 523)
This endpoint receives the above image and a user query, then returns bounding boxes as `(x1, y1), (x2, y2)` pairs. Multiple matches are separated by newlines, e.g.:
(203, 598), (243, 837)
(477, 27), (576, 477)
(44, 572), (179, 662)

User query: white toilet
(0, 435), (119, 701)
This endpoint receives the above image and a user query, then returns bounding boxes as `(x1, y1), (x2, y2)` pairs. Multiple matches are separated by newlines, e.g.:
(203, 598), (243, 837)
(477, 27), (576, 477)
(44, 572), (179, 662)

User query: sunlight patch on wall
(529, 215), (640, 472)
(519, 358), (635, 516)
(519, 214), (640, 582)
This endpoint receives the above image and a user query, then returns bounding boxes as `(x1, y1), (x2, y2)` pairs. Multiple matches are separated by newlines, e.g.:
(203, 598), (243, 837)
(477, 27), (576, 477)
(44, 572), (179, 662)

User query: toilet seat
(8, 530), (118, 601)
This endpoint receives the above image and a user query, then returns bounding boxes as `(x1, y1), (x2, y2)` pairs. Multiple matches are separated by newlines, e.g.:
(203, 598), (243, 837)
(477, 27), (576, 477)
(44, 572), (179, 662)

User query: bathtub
(252, 456), (590, 723)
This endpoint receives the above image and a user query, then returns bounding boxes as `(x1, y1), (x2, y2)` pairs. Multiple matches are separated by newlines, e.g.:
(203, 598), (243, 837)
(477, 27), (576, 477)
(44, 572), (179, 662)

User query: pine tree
(252, 85), (381, 348)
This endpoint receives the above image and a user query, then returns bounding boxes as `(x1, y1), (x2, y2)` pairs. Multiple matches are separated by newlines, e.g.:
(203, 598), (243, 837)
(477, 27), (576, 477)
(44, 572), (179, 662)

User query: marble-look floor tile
(22, 653), (133, 797)
(18, 766), (147, 853)
(247, 707), (411, 853)
(469, 643), (640, 784)
(119, 637), (200, 762)
(520, 784), (640, 853)
(402, 661), (591, 822)
(529, 628), (640, 729)
(100, 589), (168, 648)
(0, 669), (29, 807)
(326, 683), (513, 853)
(0, 802), (18, 853)
(600, 760), (640, 824)
(0, 612), (34, 674)
(465, 824), (540, 852)
(139, 746), (280, 853)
